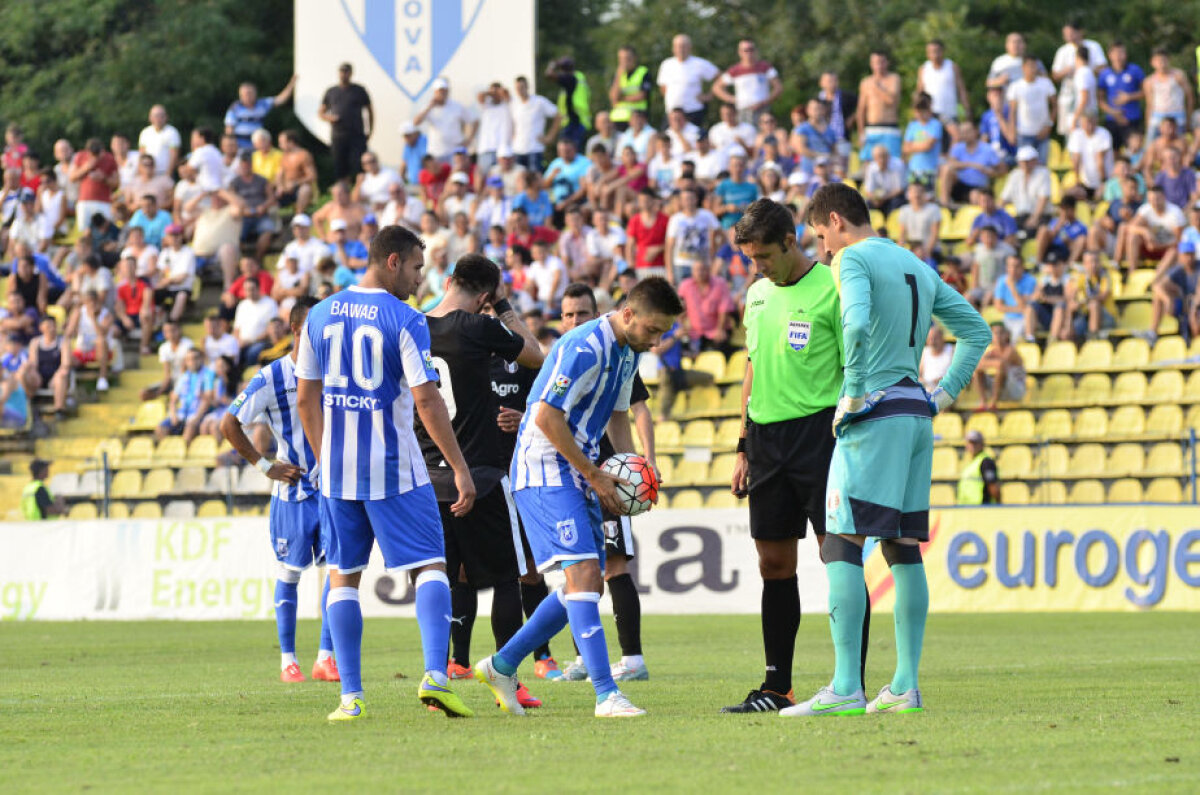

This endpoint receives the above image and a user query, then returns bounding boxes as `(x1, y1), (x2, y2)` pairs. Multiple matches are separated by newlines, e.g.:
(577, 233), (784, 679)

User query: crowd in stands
(4, 22), (1200, 448)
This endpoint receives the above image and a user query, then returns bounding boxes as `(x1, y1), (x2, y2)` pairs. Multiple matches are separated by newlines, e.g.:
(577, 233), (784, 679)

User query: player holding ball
(474, 277), (683, 718)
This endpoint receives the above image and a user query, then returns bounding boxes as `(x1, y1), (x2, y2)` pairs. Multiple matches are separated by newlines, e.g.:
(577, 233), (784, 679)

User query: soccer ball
(600, 453), (660, 516)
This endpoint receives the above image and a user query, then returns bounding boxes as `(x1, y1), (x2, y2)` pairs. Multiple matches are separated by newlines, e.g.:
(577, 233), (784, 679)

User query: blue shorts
(826, 415), (933, 540)
(859, 126), (902, 161)
(323, 484), (445, 574)
(513, 486), (604, 573)
(270, 494), (326, 570)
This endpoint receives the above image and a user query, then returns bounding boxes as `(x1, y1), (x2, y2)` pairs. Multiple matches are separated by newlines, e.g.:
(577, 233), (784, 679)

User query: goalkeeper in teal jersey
(780, 183), (990, 717)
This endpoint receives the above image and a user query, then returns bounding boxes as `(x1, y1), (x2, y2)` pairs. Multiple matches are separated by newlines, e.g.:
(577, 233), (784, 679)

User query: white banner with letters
(0, 511), (826, 621)
(293, 0), (537, 168)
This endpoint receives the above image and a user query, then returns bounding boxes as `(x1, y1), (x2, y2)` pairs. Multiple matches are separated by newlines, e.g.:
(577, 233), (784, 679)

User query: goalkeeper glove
(832, 390), (886, 437)
(926, 386), (955, 416)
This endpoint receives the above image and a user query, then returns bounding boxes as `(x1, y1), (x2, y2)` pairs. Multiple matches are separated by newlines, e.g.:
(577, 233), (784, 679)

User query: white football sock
(426, 670), (449, 686)
(341, 692), (363, 706)
(317, 649), (333, 662)
(281, 652), (298, 669)
(620, 655), (644, 669)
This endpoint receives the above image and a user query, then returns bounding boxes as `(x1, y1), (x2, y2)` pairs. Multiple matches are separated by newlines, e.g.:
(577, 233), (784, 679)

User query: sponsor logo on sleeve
(551, 374), (572, 396)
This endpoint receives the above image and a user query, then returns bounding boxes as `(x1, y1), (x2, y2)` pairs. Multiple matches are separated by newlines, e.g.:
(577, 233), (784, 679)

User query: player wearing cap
(785, 183), (988, 717)
(720, 199), (869, 715)
(221, 296), (338, 683)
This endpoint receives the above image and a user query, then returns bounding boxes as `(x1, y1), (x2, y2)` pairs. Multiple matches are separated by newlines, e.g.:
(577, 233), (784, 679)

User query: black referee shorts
(440, 479), (523, 588)
(746, 407), (837, 541)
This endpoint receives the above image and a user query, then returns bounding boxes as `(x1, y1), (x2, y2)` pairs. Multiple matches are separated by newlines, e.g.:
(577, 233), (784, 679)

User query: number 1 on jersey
(904, 273), (918, 347)
(323, 322), (384, 390)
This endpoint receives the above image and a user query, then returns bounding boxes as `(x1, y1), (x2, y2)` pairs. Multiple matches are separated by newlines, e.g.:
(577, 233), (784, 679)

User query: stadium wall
(2, 508), (1197, 620)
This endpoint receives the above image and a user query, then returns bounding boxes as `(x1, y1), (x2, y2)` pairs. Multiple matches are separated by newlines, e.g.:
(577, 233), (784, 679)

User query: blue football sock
(890, 563), (929, 694)
(326, 586), (363, 696)
(826, 561), (867, 696)
(274, 580), (298, 655)
(566, 593), (616, 702)
(318, 575), (333, 654)
(494, 589), (568, 676)
(414, 570), (451, 680)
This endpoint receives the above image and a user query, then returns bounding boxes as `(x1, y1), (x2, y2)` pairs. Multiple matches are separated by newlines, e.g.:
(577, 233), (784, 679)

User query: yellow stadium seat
(1001, 482), (1031, 505)
(704, 491), (742, 510)
(1121, 269), (1157, 299)
(680, 420), (715, 448)
(142, 468), (176, 497)
(68, 502), (99, 520)
(1145, 443), (1184, 475)
(173, 467), (207, 494)
(683, 386), (721, 418)
(997, 445), (1032, 477)
(128, 399), (167, 432)
(1068, 443), (1107, 477)
(691, 351), (726, 382)
(1108, 405), (1146, 437)
(196, 499), (228, 518)
(187, 436), (219, 466)
(655, 457), (676, 486)
(932, 412), (963, 442)
(965, 412), (999, 440)
(656, 421), (682, 454)
(721, 350), (747, 384)
(110, 470), (143, 499)
(1016, 342), (1041, 371)
(929, 483), (956, 506)
(1107, 443), (1145, 476)
(1040, 341), (1076, 371)
(1113, 337), (1151, 368)
(1075, 340), (1113, 370)
(1185, 370), (1200, 400)
(1107, 478), (1143, 503)
(669, 489), (703, 510)
(1146, 478), (1184, 503)
(1048, 138), (1068, 169)
(91, 438), (124, 469)
(885, 209), (903, 240)
(108, 502), (130, 519)
(997, 410), (1035, 441)
(1151, 336), (1187, 364)
(1033, 443), (1070, 477)
(1111, 371), (1148, 403)
(713, 419), (741, 452)
(932, 447), (961, 479)
(1037, 374), (1074, 405)
(1119, 301), (1153, 332)
(1036, 409), (1073, 439)
(1187, 404), (1200, 431)
(704, 454), (739, 487)
(120, 437), (155, 469)
(1146, 404), (1183, 436)
(1068, 479), (1106, 504)
(1032, 480), (1067, 504)
(154, 436), (188, 468)
(671, 460), (709, 487)
(870, 209), (885, 230)
(951, 206), (982, 239)
(131, 501), (163, 519)
(718, 386), (742, 416)
(1074, 407), (1110, 439)
(1073, 373), (1111, 405)
(1146, 370), (1184, 403)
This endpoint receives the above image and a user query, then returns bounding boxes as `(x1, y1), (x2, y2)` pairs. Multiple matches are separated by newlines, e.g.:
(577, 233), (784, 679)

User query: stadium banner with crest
(1, 506), (1197, 620)
(293, 0), (536, 168)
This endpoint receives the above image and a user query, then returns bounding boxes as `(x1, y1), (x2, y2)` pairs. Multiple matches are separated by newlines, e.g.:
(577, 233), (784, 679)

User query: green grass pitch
(3, 613), (1197, 792)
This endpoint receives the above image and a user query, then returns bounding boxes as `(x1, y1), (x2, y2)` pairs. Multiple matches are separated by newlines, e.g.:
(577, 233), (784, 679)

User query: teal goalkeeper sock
(889, 563), (929, 694)
(826, 561), (867, 696)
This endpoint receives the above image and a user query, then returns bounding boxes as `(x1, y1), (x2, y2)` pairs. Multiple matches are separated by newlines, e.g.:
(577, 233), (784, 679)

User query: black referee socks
(762, 575), (801, 694)
(608, 573), (643, 656)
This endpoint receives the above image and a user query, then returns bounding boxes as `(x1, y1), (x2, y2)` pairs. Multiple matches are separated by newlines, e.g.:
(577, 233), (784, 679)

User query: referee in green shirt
(721, 199), (870, 714)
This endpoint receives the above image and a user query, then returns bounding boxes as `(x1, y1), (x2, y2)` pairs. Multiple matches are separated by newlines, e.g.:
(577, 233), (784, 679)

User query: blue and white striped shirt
(295, 286), (439, 501)
(230, 355), (318, 501)
(223, 98), (275, 149)
(512, 315), (638, 491)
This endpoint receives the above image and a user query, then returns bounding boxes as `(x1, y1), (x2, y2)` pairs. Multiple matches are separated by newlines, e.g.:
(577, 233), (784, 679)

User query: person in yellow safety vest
(21, 459), (65, 520)
(957, 429), (1001, 505)
(609, 46), (653, 132)
(546, 56), (591, 152)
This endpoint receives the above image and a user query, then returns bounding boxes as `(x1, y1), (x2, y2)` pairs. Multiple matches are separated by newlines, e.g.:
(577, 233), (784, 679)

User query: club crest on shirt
(827, 488), (841, 512)
(788, 320), (811, 352)
(557, 518), (577, 546)
(551, 374), (572, 396)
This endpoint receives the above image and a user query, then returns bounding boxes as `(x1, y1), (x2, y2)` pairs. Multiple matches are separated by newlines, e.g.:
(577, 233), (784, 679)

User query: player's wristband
(494, 298), (513, 315)
(256, 457), (273, 475)
(736, 438), (747, 454)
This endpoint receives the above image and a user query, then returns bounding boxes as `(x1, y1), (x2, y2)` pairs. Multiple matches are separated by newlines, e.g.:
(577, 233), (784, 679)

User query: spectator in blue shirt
(967, 189), (1019, 247)
(714, 150), (761, 229)
(902, 93), (943, 188)
(980, 86), (1016, 165)
(543, 138), (591, 214)
(400, 122), (428, 184)
(512, 173), (555, 229)
(223, 77), (297, 150)
(127, 194), (173, 248)
(328, 218), (368, 276)
(156, 347), (213, 444)
(939, 120), (1003, 207)
(791, 98), (837, 174)
(1097, 42), (1144, 149)
(1036, 196), (1089, 265)
(992, 254), (1037, 341)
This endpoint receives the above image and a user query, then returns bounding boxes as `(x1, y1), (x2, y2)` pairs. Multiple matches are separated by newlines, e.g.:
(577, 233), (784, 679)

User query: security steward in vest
(609, 46), (652, 132)
(546, 56), (592, 152)
(957, 429), (1000, 505)
(22, 459), (65, 520)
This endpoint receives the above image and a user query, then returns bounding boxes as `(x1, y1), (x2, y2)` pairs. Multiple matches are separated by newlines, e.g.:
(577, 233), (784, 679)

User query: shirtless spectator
(1140, 116), (1185, 179)
(856, 50), (902, 162)
(1142, 47), (1193, 147)
(973, 324), (1027, 410)
(311, 181), (363, 242)
(124, 154), (174, 210)
(275, 130), (317, 214)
